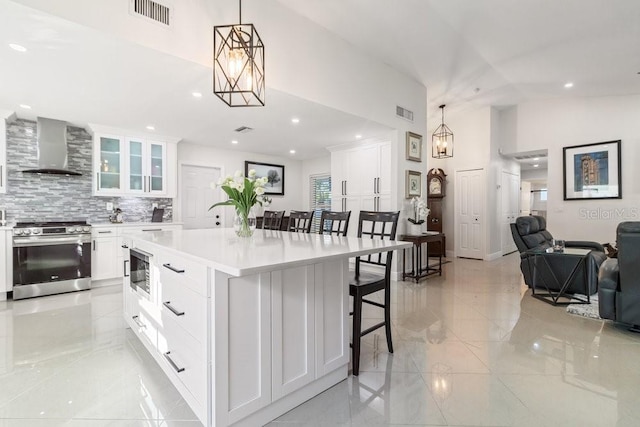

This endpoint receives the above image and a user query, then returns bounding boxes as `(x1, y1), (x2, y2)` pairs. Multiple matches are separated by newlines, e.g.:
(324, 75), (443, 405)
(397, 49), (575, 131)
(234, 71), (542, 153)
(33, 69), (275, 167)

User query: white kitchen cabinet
(330, 141), (392, 236)
(126, 138), (167, 196)
(90, 124), (179, 198)
(94, 134), (126, 194)
(271, 266), (315, 400)
(91, 227), (119, 281)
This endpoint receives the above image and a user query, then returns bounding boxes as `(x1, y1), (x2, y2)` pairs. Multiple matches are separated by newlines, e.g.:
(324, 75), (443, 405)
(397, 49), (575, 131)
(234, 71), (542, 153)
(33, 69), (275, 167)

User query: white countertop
(90, 222), (183, 227)
(130, 228), (412, 276)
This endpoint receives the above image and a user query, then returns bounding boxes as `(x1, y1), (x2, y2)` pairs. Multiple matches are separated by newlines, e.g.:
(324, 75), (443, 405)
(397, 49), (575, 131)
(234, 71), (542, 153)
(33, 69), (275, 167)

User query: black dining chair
(350, 210), (400, 376)
(287, 210), (314, 233)
(262, 210), (285, 230)
(319, 211), (351, 236)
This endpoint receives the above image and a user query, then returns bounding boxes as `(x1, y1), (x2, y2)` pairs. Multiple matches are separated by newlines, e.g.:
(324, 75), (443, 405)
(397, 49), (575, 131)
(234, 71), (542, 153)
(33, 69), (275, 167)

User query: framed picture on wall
(245, 161), (285, 195)
(406, 131), (422, 162)
(405, 170), (422, 198)
(563, 140), (621, 200)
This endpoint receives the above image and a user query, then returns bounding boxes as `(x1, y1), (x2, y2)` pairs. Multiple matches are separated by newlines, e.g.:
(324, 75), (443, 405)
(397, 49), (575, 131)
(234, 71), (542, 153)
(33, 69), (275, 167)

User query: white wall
(177, 142), (303, 226)
(506, 94), (640, 243)
(521, 168), (548, 181)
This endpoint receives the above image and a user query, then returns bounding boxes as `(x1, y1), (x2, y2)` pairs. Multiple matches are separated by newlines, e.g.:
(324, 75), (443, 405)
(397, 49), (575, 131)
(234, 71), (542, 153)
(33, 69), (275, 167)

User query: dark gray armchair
(598, 222), (640, 330)
(510, 215), (606, 295)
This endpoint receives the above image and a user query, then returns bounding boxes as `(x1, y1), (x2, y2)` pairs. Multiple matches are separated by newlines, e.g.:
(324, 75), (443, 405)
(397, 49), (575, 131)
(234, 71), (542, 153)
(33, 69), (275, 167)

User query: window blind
(309, 174), (332, 233)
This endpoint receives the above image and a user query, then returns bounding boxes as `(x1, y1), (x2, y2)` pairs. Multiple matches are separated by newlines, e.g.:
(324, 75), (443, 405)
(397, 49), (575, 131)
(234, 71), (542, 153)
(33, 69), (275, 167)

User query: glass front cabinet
(93, 130), (174, 197)
(96, 134), (125, 194)
(126, 139), (166, 195)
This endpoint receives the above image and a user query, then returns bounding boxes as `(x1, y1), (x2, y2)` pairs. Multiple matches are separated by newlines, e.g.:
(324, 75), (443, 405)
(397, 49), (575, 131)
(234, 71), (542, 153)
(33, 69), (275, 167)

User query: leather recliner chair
(598, 222), (640, 330)
(510, 215), (606, 295)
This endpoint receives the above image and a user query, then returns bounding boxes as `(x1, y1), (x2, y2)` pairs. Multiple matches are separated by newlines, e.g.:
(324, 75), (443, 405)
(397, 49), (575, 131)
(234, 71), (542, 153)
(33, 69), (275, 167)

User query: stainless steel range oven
(12, 221), (92, 300)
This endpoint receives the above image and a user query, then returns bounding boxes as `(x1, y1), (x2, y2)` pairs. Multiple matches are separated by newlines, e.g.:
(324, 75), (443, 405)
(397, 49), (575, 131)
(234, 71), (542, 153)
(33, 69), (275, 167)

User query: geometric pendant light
(432, 104), (453, 158)
(213, 0), (265, 107)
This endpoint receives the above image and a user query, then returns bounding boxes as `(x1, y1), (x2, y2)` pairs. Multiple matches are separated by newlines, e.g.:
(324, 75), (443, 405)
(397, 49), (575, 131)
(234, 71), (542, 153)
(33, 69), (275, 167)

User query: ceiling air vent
(234, 126), (254, 133)
(513, 153), (548, 160)
(131, 0), (171, 26)
(396, 105), (414, 122)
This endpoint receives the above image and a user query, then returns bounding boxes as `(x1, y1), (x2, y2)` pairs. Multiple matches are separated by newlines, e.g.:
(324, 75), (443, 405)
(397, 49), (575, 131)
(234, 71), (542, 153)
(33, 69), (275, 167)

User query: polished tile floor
(2, 253), (640, 426)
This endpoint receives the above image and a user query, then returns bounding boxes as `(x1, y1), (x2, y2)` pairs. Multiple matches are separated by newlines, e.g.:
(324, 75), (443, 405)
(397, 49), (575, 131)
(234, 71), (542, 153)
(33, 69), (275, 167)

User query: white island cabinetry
(126, 228), (410, 427)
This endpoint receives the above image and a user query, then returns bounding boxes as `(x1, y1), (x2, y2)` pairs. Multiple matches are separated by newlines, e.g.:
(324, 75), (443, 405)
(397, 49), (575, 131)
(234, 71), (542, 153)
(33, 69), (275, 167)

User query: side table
(525, 247), (592, 306)
(400, 233), (445, 283)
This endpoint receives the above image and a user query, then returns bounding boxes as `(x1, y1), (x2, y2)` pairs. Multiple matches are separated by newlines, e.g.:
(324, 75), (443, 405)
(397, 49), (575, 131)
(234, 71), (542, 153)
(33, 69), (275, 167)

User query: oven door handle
(13, 236), (91, 247)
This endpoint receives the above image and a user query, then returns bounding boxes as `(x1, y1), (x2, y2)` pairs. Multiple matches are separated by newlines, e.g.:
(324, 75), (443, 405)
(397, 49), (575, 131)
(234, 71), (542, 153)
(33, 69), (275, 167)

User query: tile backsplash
(0, 119), (173, 224)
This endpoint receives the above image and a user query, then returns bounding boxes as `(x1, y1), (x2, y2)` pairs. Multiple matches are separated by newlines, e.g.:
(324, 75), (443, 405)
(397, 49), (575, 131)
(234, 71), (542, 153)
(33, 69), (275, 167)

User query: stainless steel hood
(22, 117), (82, 176)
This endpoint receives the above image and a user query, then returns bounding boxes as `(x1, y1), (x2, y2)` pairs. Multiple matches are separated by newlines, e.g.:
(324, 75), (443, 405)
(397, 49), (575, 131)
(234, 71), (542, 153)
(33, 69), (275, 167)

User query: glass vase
(234, 207), (257, 237)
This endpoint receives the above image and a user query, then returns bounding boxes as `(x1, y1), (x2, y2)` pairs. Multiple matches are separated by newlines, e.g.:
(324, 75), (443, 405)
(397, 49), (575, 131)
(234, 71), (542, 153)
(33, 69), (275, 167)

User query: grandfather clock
(426, 168), (447, 256)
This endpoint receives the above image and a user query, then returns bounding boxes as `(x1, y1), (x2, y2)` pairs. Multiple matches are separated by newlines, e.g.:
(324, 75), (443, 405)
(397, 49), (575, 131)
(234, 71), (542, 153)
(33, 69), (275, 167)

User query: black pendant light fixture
(213, 0), (265, 107)
(432, 104), (453, 158)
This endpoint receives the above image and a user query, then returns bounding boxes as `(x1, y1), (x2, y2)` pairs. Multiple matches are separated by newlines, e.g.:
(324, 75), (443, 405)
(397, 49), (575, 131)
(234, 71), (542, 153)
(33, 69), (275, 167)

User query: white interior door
(180, 165), (222, 229)
(501, 171), (520, 255)
(520, 181), (532, 216)
(455, 169), (485, 259)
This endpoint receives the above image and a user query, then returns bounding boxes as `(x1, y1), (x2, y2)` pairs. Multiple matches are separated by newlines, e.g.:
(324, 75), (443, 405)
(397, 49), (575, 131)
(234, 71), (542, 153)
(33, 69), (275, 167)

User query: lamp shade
(432, 104), (453, 158)
(214, 23), (265, 107)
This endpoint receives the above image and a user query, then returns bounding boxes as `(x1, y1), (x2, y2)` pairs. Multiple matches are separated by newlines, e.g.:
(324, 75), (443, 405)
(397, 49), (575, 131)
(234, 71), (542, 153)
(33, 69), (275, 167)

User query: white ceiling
(278, 0), (640, 119)
(0, 0), (392, 159)
(1, 0), (639, 158)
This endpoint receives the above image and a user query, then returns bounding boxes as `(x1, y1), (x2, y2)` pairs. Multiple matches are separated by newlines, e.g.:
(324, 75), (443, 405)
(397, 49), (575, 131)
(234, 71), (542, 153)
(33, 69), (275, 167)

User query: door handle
(163, 301), (185, 316)
(96, 172), (100, 191)
(93, 240), (96, 251)
(163, 263), (185, 273)
(163, 351), (185, 373)
(123, 259), (129, 277)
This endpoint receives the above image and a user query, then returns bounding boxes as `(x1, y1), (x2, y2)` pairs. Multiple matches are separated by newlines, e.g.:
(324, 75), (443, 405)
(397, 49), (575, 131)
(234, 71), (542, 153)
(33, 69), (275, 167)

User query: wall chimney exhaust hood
(22, 117), (82, 176)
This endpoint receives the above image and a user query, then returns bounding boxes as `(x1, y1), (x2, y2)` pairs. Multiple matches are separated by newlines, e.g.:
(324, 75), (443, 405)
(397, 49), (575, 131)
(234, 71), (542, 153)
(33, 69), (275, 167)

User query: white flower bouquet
(408, 196), (430, 225)
(209, 170), (270, 236)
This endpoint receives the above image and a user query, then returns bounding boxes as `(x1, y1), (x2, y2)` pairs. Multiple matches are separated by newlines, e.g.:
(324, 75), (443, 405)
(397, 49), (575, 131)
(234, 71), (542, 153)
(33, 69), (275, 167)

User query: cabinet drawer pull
(163, 263), (185, 273)
(132, 315), (145, 328)
(98, 231), (112, 234)
(164, 351), (185, 373)
(142, 228), (162, 232)
(163, 301), (185, 316)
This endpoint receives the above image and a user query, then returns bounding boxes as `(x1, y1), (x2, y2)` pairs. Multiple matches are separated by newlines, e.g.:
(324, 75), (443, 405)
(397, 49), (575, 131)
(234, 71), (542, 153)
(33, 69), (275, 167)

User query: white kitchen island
(123, 228), (411, 427)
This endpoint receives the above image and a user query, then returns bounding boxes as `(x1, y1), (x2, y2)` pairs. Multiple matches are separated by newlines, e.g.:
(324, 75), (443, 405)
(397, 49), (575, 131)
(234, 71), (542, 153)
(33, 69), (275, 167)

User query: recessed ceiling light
(146, 125), (155, 131)
(533, 164), (539, 168)
(291, 117), (300, 124)
(19, 104), (31, 109)
(9, 43), (27, 52)
(289, 150), (296, 154)
(231, 140), (238, 144)
(533, 157), (539, 161)
(564, 82), (574, 89)
(192, 92), (202, 98)
(355, 134), (362, 139)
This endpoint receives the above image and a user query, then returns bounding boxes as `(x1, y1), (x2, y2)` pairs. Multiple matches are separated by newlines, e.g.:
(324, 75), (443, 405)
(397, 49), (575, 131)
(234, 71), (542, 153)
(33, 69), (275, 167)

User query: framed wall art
(405, 170), (422, 198)
(563, 140), (621, 200)
(245, 161), (285, 195)
(406, 131), (422, 162)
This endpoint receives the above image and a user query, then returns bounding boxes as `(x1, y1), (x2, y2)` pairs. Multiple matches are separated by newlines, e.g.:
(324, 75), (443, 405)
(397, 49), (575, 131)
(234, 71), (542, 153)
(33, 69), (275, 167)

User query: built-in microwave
(129, 248), (152, 299)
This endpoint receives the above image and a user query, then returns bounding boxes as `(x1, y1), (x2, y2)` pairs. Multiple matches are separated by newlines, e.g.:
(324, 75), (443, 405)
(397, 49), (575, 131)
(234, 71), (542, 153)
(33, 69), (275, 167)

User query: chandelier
(432, 104), (453, 158)
(213, 0), (265, 107)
